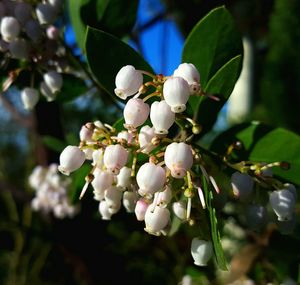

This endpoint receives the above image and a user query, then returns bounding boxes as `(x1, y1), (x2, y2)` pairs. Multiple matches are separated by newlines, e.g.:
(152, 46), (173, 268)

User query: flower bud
(99, 200), (113, 220)
(190, 238), (213, 266)
(79, 124), (94, 142)
(156, 185), (172, 206)
(114, 65), (143, 99)
(123, 191), (137, 213)
(144, 205), (170, 235)
(36, 3), (57, 25)
(231, 172), (254, 202)
(46, 25), (60, 40)
(117, 166), (132, 188)
(58, 146), (85, 175)
(163, 76), (190, 113)
(14, 2), (32, 25)
(103, 144), (128, 175)
(164, 142), (193, 178)
(123, 98), (149, 128)
(136, 162), (166, 196)
(135, 198), (149, 221)
(21, 87), (39, 110)
(172, 201), (187, 220)
(173, 63), (200, 94)
(105, 186), (123, 208)
(40, 81), (56, 102)
(1, 16), (20, 42)
(270, 189), (295, 221)
(25, 20), (42, 43)
(245, 204), (268, 231)
(150, 100), (175, 135)
(44, 70), (63, 93)
(138, 125), (155, 153)
(8, 38), (29, 59)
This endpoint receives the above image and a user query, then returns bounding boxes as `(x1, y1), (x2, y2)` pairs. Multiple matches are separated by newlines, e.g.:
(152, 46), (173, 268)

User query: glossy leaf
(85, 27), (154, 98)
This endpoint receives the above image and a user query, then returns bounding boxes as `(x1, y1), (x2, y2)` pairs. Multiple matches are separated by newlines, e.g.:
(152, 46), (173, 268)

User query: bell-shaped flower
(138, 125), (155, 153)
(117, 166), (132, 189)
(91, 170), (114, 197)
(0, 17), (20, 42)
(98, 200), (113, 220)
(44, 70), (63, 93)
(270, 189), (295, 221)
(156, 185), (172, 206)
(144, 204), (170, 235)
(164, 142), (193, 178)
(136, 162), (166, 196)
(58, 146), (85, 175)
(173, 63), (200, 94)
(21, 87), (39, 110)
(150, 100), (175, 135)
(114, 65), (143, 99)
(163, 76), (190, 113)
(135, 198), (150, 221)
(284, 183), (298, 200)
(92, 149), (104, 168)
(117, 131), (133, 144)
(123, 191), (138, 213)
(231, 172), (254, 202)
(103, 144), (128, 175)
(123, 98), (149, 128)
(104, 186), (123, 208)
(190, 238), (213, 266)
(172, 201), (187, 220)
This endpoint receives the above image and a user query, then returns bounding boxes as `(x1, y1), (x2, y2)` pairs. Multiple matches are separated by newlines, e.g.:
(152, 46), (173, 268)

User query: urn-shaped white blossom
(231, 172), (254, 202)
(92, 149), (104, 168)
(44, 70), (63, 93)
(40, 81), (56, 102)
(164, 142), (193, 178)
(103, 144), (128, 174)
(191, 238), (213, 266)
(284, 183), (298, 200)
(144, 205), (170, 235)
(138, 125), (155, 153)
(270, 189), (295, 221)
(79, 124), (94, 142)
(150, 100), (175, 135)
(117, 131), (133, 144)
(156, 185), (172, 206)
(123, 98), (149, 128)
(21, 87), (39, 110)
(117, 167), (132, 189)
(123, 191), (138, 213)
(36, 3), (57, 25)
(104, 186), (123, 208)
(8, 38), (29, 59)
(1, 17), (20, 42)
(172, 201), (187, 220)
(135, 198), (149, 221)
(136, 162), (166, 196)
(58, 146), (85, 175)
(163, 76), (190, 113)
(114, 65), (143, 99)
(91, 170), (114, 196)
(98, 200), (113, 220)
(173, 63), (200, 94)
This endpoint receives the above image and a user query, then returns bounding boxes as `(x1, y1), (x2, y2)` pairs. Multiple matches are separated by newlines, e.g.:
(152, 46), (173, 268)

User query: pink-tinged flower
(156, 185), (172, 206)
(138, 125), (156, 153)
(136, 162), (166, 196)
(58, 146), (85, 175)
(164, 142), (193, 178)
(135, 198), (150, 221)
(231, 172), (254, 202)
(173, 63), (200, 94)
(163, 76), (190, 113)
(191, 238), (213, 266)
(123, 98), (149, 128)
(114, 65), (143, 99)
(270, 189), (295, 221)
(103, 144), (128, 174)
(144, 204), (170, 235)
(150, 100), (175, 135)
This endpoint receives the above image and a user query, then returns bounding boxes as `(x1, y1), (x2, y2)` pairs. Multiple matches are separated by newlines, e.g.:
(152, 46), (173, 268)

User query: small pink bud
(123, 98), (149, 128)
(135, 198), (149, 221)
(46, 25), (60, 40)
(117, 167), (132, 189)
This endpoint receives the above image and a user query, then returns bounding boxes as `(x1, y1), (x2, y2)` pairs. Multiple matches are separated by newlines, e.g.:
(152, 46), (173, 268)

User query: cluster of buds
(29, 163), (79, 219)
(0, 0), (67, 110)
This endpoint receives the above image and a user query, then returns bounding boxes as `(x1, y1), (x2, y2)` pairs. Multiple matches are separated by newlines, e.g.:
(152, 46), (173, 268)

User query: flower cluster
(57, 63), (298, 267)
(0, 0), (68, 110)
(29, 163), (79, 219)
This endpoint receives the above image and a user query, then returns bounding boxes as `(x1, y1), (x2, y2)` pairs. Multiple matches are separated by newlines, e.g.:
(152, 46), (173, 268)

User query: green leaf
(190, 55), (242, 135)
(42, 136), (66, 153)
(85, 27), (154, 99)
(182, 6), (243, 88)
(202, 174), (227, 270)
(211, 122), (300, 186)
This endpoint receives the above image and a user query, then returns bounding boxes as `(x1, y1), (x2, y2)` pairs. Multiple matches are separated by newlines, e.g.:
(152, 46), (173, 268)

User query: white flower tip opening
(58, 165), (70, 176)
(114, 88), (127, 100)
(171, 104), (186, 113)
(170, 168), (186, 179)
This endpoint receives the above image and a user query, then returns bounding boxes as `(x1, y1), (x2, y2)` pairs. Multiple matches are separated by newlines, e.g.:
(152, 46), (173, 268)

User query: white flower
(163, 76), (190, 113)
(123, 98), (149, 128)
(36, 3), (57, 25)
(173, 63), (200, 94)
(190, 238), (213, 266)
(270, 189), (295, 221)
(172, 201), (187, 220)
(92, 149), (104, 168)
(40, 81), (56, 102)
(138, 125), (156, 153)
(150, 100), (175, 135)
(117, 131), (133, 144)
(144, 204), (170, 235)
(44, 71), (63, 93)
(8, 38), (29, 60)
(123, 191), (138, 213)
(136, 162), (166, 196)
(79, 124), (94, 142)
(46, 25), (60, 40)
(117, 166), (132, 189)
(156, 185), (172, 206)
(135, 198), (149, 221)
(91, 170), (114, 198)
(104, 186), (123, 208)
(98, 200), (113, 220)
(28, 166), (46, 190)
(58, 146), (85, 175)
(21, 87), (39, 110)
(164, 142), (193, 178)
(231, 172), (254, 202)
(114, 65), (143, 99)
(0, 17), (20, 42)
(103, 144), (128, 174)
